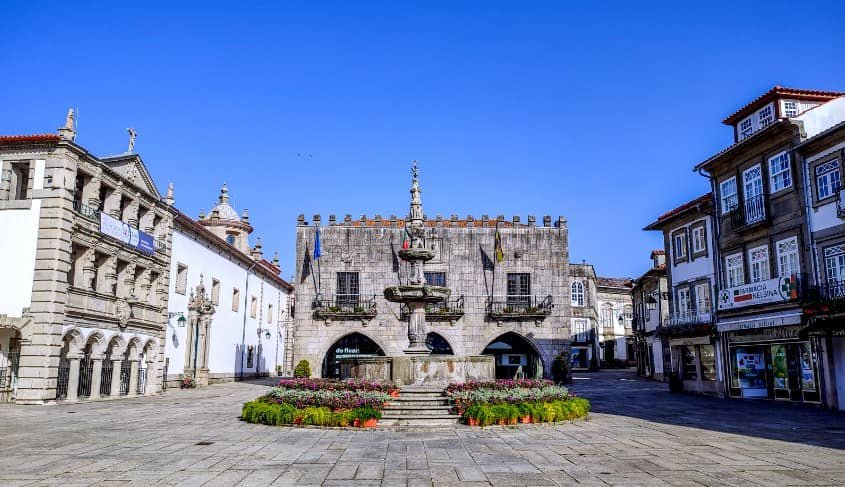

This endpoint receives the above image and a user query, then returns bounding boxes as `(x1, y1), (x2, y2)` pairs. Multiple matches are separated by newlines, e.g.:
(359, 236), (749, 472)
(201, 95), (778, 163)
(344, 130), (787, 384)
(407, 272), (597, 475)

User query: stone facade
(595, 277), (634, 366)
(291, 213), (572, 380)
(0, 115), (174, 404)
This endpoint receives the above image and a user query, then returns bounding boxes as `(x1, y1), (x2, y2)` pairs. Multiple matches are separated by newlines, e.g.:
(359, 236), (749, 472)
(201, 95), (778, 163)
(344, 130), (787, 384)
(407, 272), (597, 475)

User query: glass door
(798, 342), (820, 403)
(771, 344), (790, 400)
(743, 165), (765, 224)
(732, 346), (768, 398)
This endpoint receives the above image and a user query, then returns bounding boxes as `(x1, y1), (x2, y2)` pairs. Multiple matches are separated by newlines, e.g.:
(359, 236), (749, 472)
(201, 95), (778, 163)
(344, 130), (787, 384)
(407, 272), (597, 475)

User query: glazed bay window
(720, 177), (738, 214)
(336, 271), (359, 309)
(824, 244), (845, 284)
(748, 245), (771, 283)
(768, 152), (792, 193)
(776, 237), (800, 278)
(743, 164), (765, 225)
(506, 273), (530, 307)
(571, 281), (585, 307)
(694, 283), (710, 313)
(816, 159), (841, 200)
(783, 100), (799, 118)
(739, 117), (754, 140)
(726, 253), (744, 287)
(676, 287), (690, 314)
(757, 104), (774, 128)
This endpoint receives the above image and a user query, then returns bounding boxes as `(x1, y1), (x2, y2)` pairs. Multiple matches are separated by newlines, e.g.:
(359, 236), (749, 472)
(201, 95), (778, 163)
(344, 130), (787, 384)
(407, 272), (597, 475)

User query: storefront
(668, 336), (719, 395)
(719, 311), (821, 403)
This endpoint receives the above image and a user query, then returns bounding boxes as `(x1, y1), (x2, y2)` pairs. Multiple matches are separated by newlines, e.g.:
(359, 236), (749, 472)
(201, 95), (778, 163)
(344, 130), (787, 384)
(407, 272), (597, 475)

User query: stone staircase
(378, 386), (460, 428)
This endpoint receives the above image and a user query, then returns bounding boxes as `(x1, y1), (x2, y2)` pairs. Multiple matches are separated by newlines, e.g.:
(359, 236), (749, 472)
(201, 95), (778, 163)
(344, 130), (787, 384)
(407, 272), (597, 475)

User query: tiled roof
(596, 277), (633, 289)
(694, 119), (793, 172)
(651, 249), (665, 255)
(723, 86), (844, 125)
(643, 194), (711, 230)
(0, 134), (61, 143)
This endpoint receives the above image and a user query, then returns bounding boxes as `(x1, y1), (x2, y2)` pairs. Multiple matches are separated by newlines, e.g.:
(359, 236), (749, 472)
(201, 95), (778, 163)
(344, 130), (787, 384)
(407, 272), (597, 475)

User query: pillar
(144, 359), (156, 395)
(128, 360), (139, 396)
(65, 356), (81, 402)
(110, 359), (123, 397)
(89, 356), (103, 400)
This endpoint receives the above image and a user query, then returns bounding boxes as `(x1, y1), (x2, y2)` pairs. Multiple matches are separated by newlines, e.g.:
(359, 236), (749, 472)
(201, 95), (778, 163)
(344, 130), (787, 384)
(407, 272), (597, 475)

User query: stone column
(123, 262), (137, 299)
(84, 173), (101, 210)
(196, 317), (211, 385)
(106, 182), (123, 219)
(137, 268), (151, 301)
(65, 356), (81, 402)
(405, 303), (429, 355)
(103, 255), (117, 296)
(89, 356), (104, 400)
(82, 247), (96, 291)
(127, 360), (139, 396)
(110, 359), (123, 397)
(123, 193), (139, 227)
(144, 359), (156, 395)
(183, 311), (198, 377)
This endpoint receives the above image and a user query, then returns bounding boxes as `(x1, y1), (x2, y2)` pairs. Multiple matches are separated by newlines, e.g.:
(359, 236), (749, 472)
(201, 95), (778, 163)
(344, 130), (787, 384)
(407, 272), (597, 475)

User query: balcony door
(506, 273), (531, 307)
(743, 165), (765, 224)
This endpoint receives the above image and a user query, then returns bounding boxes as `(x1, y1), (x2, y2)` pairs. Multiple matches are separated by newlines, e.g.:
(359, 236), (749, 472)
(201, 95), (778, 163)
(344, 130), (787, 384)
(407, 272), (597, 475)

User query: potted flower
(389, 389), (400, 398)
(353, 406), (381, 428)
(181, 375), (196, 389)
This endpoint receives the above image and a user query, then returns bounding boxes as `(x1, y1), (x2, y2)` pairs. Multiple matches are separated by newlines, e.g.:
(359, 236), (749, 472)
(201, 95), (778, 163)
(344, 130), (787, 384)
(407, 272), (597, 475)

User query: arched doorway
(426, 332), (454, 355)
(322, 333), (385, 379)
(482, 332), (543, 379)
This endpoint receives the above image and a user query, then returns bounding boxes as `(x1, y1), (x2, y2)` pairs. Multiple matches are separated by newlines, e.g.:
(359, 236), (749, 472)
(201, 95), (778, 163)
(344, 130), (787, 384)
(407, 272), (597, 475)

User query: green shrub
(552, 353), (570, 384)
(293, 360), (311, 378)
(300, 407), (333, 426)
(351, 406), (381, 421)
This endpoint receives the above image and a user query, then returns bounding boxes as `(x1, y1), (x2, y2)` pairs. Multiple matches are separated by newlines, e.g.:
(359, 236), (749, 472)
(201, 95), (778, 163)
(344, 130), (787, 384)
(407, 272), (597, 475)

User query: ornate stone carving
(115, 297), (132, 329)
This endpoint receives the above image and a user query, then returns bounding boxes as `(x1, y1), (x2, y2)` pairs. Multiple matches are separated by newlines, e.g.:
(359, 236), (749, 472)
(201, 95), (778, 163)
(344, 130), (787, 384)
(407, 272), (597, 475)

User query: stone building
(291, 170), (572, 381)
(568, 263), (598, 370)
(164, 185), (292, 388)
(0, 111), (174, 404)
(595, 277), (634, 367)
(631, 251), (670, 381)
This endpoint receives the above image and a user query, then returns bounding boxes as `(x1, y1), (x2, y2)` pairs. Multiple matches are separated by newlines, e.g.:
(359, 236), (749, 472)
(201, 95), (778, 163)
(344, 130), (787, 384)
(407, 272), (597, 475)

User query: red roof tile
(723, 86), (844, 125)
(644, 194), (711, 230)
(0, 134), (61, 144)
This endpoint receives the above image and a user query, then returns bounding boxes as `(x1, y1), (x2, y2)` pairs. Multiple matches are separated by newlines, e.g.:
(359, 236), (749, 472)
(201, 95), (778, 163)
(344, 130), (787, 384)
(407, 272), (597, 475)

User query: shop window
(681, 347), (697, 381)
(699, 345), (716, 381)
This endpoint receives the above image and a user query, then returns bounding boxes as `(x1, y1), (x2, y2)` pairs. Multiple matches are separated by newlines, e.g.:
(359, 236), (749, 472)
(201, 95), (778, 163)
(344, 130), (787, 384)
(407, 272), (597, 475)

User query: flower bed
(445, 379), (590, 426)
(241, 378), (394, 428)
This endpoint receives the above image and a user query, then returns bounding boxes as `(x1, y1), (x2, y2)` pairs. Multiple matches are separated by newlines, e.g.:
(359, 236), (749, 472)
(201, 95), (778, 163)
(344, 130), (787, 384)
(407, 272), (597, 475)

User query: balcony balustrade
(313, 294), (378, 320)
(729, 194), (767, 230)
(487, 295), (553, 321)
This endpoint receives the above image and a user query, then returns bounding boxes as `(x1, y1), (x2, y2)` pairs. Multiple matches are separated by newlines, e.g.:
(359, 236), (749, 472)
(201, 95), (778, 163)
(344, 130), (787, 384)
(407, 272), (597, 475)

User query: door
(798, 342), (820, 403)
(743, 165), (765, 224)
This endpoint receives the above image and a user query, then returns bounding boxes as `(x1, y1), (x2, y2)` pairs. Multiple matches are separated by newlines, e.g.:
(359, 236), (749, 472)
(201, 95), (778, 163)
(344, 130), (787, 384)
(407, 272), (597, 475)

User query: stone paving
(0, 370), (844, 486)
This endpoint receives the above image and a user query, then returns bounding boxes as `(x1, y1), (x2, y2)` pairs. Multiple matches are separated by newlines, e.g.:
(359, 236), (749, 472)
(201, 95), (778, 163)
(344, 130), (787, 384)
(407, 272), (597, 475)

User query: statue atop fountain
(384, 161), (451, 355)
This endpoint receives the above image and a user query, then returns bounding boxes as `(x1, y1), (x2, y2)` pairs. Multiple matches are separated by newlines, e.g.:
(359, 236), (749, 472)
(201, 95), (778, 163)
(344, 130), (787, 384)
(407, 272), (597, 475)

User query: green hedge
(241, 400), (381, 427)
(462, 398), (590, 426)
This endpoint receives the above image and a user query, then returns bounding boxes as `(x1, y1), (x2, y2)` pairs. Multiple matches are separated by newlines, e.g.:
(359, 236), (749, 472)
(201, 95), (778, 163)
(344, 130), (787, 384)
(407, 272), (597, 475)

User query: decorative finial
(164, 182), (175, 206)
(58, 108), (76, 141)
(412, 160), (418, 180)
(219, 183), (229, 204)
(199, 208), (206, 219)
(272, 251), (280, 266)
(242, 208), (249, 222)
(126, 128), (137, 153)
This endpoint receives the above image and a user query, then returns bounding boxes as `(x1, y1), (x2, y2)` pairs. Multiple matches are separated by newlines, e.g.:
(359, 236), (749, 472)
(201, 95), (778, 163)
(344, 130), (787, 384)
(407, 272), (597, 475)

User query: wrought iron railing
(77, 357), (93, 399)
(803, 279), (845, 313)
(56, 365), (70, 400)
(119, 361), (131, 395)
(137, 367), (147, 395)
(313, 295), (378, 318)
(100, 360), (114, 396)
(729, 194), (767, 229)
(72, 199), (101, 222)
(400, 295), (465, 320)
(487, 295), (553, 319)
(663, 311), (712, 327)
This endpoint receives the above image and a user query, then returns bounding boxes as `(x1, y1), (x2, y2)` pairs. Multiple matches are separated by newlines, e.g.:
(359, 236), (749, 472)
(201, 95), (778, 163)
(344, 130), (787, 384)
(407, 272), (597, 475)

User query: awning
(716, 310), (802, 332)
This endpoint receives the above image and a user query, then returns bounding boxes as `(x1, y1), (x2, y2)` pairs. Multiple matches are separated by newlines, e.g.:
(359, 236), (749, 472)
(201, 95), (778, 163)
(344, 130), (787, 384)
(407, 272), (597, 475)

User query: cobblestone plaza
(1, 370), (843, 486)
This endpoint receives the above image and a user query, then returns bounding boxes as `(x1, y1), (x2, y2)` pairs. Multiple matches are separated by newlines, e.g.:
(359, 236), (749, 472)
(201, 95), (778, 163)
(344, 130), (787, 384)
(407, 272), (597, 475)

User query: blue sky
(2, 1), (844, 280)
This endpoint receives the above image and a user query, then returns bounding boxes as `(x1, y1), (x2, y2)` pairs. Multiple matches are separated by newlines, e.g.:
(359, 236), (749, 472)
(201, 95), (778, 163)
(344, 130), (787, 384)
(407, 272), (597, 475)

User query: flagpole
(316, 226), (322, 297)
(492, 221), (498, 306)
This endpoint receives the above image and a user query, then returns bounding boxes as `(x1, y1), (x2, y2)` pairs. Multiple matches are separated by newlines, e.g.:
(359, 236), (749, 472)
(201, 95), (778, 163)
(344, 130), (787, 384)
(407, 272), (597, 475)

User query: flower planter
(508, 418), (518, 425)
(467, 418), (478, 426)
(360, 418), (378, 428)
(353, 419), (361, 427)
(520, 416), (531, 424)
(389, 390), (400, 398)
(497, 419), (506, 426)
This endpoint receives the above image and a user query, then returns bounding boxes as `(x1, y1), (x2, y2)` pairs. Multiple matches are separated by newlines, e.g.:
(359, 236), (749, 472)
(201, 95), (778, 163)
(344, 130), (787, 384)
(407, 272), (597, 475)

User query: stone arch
(141, 338), (158, 361)
(61, 327), (86, 358)
(125, 336), (142, 361)
(426, 332), (454, 355)
(321, 332), (387, 379)
(106, 334), (127, 358)
(481, 331), (545, 380)
(84, 330), (108, 359)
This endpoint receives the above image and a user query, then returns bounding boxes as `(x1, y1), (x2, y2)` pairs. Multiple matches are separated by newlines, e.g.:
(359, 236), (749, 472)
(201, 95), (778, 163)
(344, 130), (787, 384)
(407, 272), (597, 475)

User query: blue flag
(313, 226), (321, 260)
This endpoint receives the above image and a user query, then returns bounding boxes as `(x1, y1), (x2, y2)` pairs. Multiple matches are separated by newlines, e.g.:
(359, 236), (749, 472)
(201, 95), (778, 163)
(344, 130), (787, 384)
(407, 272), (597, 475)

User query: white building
(164, 185), (292, 387)
(645, 194), (722, 395)
(595, 277), (634, 366)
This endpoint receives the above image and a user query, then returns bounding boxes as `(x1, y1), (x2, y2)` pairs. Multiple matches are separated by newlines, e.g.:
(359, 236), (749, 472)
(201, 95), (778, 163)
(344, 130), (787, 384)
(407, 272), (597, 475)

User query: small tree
(552, 353), (570, 385)
(294, 360), (311, 378)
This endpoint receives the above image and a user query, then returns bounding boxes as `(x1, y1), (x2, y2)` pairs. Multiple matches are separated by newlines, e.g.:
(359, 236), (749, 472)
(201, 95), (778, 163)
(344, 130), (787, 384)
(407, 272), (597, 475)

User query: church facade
(291, 210), (573, 381)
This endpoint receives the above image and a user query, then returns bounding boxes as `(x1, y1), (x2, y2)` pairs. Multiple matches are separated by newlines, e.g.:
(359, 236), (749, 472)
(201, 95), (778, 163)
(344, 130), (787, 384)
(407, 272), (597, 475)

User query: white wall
(797, 96), (845, 139)
(166, 227), (290, 379)
(0, 164), (42, 316)
(807, 140), (845, 233)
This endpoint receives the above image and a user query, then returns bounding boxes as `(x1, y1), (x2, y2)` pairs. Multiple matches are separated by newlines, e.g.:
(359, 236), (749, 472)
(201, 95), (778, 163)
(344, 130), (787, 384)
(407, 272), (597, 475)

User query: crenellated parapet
(296, 213), (566, 228)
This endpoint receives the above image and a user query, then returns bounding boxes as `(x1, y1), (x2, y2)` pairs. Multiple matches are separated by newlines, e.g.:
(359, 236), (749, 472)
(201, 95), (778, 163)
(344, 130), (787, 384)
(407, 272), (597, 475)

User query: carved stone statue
(127, 128), (137, 153)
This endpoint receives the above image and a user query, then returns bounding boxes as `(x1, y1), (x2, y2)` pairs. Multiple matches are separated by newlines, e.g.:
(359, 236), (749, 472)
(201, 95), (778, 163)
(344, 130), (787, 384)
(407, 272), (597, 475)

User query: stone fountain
(342, 162), (494, 387)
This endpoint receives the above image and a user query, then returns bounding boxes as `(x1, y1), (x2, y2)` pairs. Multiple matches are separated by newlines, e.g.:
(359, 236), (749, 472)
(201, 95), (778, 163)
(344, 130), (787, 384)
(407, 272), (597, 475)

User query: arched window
(226, 234), (236, 246)
(571, 281), (584, 307)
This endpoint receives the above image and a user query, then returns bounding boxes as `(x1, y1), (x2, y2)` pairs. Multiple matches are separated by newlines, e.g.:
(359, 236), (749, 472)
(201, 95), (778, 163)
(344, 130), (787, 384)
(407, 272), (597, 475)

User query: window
(694, 283), (710, 312)
(749, 245), (770, 282)
(739, 117), (754, 140)
(768, 152), (792, 192)
(673, 230), (687, 261)
(149, 271), (160, 305)
(726, 253), (744, 287)
(336, 272), (359, 308)
(232, 288), (240, 312)
(691, 225), (707, 255)
(572, 319), (588, 340)
(211, 278), (220, 305)
(720, 177), (738, 214)
(267, 304), (273, 324)
(776, 237), (800, 278)
(7, 162), (30, 200)
(600, 303), (614, 329)
(699, 345), (717, 381)
(783, 100), (799, 118)
(757, 104), (773, 128)
(175, 264), (188, 295)
(506, 273), (531, 306)
(824, 244), (845, 284)
(226, 234), (236, 246)
(743, 164), (765, 224)
(571, 281), (585, 307)
(246, 345), (254, 369)
(676, 287), (690, 314)
(816, 159), (841, 200)
(250, 296), (258, 318)
(424, 271), (446, 287)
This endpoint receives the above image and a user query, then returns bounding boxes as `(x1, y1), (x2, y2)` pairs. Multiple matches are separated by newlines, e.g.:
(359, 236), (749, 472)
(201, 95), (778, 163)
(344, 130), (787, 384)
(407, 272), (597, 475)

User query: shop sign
(718, 312), (801, 332)
(100, 212), (156, 255)
(727, 325), (802, 343)
(718, 276), (797, 310)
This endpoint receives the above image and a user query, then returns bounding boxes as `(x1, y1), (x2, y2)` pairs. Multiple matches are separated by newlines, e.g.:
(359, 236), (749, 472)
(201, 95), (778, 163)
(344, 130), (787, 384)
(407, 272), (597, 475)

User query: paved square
(1, 370), (843, 486)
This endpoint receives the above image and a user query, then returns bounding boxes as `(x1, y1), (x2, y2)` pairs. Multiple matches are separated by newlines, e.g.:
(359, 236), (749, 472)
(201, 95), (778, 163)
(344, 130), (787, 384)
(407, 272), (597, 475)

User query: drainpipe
(240, 261), (257, 379)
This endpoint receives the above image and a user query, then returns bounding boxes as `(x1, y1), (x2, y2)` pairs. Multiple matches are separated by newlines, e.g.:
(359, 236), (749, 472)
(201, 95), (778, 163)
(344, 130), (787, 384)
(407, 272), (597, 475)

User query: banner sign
(717, 312), (802, 332)
(717, 276), (796, 310)
(100, 212), (156, 255)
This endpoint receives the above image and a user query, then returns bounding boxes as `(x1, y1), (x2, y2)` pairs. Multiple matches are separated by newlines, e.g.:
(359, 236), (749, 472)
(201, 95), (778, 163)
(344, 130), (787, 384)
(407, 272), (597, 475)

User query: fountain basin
(384, 285), (450, 304)
(398, 248), (435, 262)
(339, 354), (495, 386)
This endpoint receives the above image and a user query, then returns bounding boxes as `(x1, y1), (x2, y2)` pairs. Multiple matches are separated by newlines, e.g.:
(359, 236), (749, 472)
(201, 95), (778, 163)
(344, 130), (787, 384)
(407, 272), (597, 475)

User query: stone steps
(378, 387), (460, 428)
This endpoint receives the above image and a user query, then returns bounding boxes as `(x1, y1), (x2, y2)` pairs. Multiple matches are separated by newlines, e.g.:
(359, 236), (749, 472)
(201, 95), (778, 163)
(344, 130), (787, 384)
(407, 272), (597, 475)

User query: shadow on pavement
(572, 369), (845, 450)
